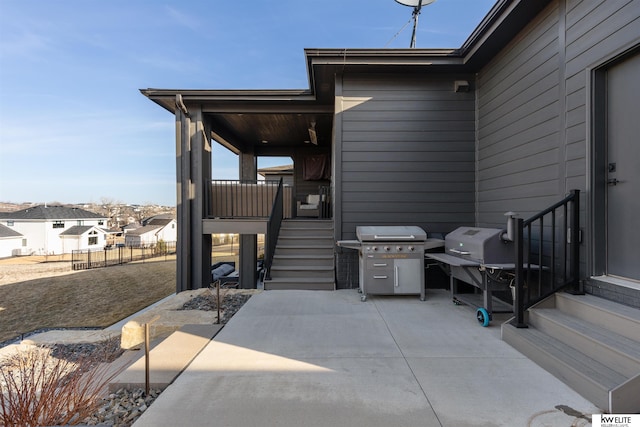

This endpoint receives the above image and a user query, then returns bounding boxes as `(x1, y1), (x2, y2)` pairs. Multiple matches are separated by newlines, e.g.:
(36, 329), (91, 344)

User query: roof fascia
(459, 0), (554, 68)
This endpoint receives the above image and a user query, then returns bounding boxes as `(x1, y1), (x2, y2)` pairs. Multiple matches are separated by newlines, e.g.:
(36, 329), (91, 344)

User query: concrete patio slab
(132, 289), (600, 427)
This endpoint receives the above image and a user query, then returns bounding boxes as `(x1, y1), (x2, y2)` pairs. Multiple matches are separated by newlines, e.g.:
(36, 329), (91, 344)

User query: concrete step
(270, 265), (335, 279)
(529, 308), (640, 378)
(264, 277), (335, 291)
(554, 292), (640, 342)
(502, 323), (624, 412)
(109, 324), (222, 391)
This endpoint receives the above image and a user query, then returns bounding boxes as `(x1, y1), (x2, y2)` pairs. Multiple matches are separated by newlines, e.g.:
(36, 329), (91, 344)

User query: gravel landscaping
(1, 290), (252, 427)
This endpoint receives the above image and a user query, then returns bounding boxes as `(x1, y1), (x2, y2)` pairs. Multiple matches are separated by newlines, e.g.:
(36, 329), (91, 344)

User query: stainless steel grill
(338, 225), (443, 302)
(426, 226), (515, 326)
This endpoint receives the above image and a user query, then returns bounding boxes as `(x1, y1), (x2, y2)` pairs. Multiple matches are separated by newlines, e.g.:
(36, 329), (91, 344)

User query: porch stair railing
(513, 189), (581, 328)
(503, 190), (640, 413)
(263, 178), (284, 281)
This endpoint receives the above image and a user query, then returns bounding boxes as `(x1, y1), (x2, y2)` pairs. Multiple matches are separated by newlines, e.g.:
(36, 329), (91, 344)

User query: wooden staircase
(502, 292), (640, 413)
(264, 219), (335, 291)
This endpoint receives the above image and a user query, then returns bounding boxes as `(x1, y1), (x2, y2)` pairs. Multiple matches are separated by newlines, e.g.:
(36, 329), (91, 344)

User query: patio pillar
(175, 99), (212, 293)
(239, 150), (257, 289)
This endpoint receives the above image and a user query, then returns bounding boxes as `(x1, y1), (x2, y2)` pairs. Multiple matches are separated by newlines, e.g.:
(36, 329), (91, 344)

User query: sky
(0, 0), (496, 207)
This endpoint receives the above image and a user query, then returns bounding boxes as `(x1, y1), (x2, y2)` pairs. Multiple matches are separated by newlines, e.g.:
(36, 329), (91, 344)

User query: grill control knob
(384, 246), (391, 251)
(408, 246), (415, 252)
(372, 246), (378, 251)
(397, 246), (403, 251)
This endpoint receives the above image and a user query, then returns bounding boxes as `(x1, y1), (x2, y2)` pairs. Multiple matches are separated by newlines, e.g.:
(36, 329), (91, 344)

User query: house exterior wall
(60, 229), (107, 253)
(337, 73), (476, 237)
(476, 0), (640, 295)
(157, 221), (177, 242)
(0, 237), (24, 258)
(334, 73), (476, 287)
(1, 218), (105, 255)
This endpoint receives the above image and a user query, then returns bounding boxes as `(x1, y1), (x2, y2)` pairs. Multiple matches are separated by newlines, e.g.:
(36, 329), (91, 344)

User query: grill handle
(394, 266), (399, 287)
(449, 248), (471, 255)
(373, 235), (415, 240)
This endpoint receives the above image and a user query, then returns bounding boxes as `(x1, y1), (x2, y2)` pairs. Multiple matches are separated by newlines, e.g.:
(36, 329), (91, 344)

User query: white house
(124, 218), (177, 247)
(0, 205), (108, 255)
(0, 223), (25, 258)
(59, 225), (108, 252)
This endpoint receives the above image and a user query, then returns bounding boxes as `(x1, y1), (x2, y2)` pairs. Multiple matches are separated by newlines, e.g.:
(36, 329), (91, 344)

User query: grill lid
(356, 226), (427, 242)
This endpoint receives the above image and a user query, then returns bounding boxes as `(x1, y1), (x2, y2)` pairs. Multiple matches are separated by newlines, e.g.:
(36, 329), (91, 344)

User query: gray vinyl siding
(476, 0), (640, 281)
(476, 2), (563, 228)
(337, 73), (476, 239)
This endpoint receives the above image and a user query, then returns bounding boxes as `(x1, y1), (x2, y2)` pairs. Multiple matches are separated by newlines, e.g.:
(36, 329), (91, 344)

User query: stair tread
(266, 277), (335, 283)
(534, 308), (640, 361)
(511, 325), (627, 388)
(271, 265), (334, 271)
(274, 254), (333, 259)
(558, 292), (640, 323)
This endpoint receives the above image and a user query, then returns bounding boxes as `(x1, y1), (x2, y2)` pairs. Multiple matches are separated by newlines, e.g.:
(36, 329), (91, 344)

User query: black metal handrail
(513, 189), (581, 328)
(263, 178), (284, 280)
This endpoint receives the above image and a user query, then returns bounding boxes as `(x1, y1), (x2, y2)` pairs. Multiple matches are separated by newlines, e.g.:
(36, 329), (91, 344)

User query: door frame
(589, 43), (640, 278)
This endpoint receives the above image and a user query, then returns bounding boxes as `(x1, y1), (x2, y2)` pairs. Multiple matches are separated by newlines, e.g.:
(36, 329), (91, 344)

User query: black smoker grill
(425, 226), (516, 326)
(338, 226), (444, 302)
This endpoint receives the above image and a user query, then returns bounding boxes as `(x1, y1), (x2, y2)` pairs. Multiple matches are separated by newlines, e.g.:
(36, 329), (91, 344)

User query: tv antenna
(394, 0), (436, 48)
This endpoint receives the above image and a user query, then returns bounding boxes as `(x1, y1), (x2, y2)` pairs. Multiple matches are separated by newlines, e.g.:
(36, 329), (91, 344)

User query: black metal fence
(71, 241), (177, 270)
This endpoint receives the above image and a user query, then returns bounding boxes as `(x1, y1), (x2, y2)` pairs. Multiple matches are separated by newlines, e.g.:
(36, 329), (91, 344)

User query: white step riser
(529, 311), (640, 379)
(555, 293), (640, 342)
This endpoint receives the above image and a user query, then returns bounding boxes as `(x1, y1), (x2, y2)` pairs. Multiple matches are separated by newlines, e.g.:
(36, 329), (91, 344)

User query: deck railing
(207, 180), (292, 219)
(513, 189), (581, 328)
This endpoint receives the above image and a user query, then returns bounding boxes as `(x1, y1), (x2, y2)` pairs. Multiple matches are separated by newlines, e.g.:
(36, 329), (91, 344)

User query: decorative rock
(120, 321), (145, 350)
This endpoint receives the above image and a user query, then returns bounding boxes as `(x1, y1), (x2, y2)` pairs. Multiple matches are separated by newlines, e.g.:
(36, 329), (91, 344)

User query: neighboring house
(0, 205), (108, 255)
(0, 223), (25, 258)
(142, 0), (640, 299)
(124, 218), (177, 247)
(257, 164), (294, 187)
(59, 225), (108, 252)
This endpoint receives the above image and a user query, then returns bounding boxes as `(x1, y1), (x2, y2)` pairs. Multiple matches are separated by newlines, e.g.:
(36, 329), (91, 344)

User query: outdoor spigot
(502, 211), (518, 241)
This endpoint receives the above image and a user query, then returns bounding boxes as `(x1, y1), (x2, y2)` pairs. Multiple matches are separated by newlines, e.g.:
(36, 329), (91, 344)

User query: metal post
(514, 218), (528, 328)
(145, 322), (150, 396)
(569, 189), (583, 294)
(144, 315), (159, 396)
(217, 280), (221, 325)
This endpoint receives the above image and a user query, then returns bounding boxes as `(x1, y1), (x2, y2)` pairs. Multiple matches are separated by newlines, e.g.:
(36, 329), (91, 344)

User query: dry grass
(0, 261), (175, 343)
(0, 346), (117, 426)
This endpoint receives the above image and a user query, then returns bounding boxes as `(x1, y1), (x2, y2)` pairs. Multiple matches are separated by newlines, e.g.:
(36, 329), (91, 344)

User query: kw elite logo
(592, 414), (639, 427)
